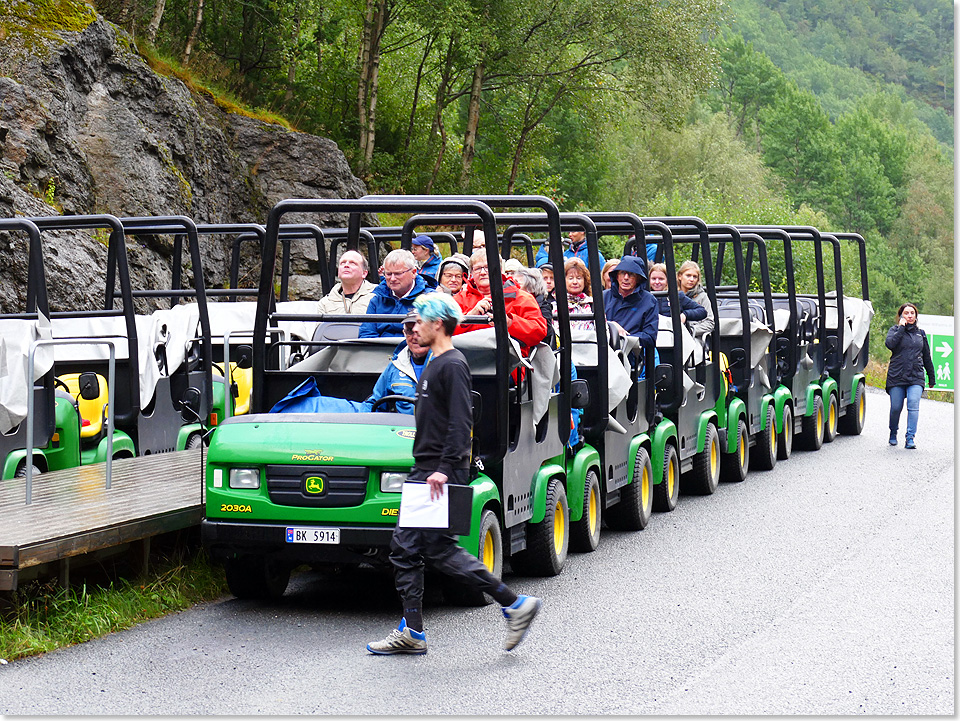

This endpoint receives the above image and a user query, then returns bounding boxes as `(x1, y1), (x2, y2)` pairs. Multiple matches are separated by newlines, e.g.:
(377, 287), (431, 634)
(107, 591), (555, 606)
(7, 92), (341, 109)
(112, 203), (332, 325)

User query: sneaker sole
(505, 598), (543, 652)
(366, 644), (427, 655)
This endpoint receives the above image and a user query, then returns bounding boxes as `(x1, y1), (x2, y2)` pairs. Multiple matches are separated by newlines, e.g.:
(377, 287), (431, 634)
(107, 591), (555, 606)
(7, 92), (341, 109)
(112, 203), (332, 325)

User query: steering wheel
(212, 362), (226, 377)
(370, 394), (412, 413)
(54, 377), (71, 393)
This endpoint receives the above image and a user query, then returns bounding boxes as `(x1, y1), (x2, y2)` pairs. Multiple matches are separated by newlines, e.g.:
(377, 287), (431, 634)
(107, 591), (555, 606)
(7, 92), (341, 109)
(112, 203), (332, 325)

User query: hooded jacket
(317, 279), (377, 315)
(602, 255), (658, 348)
(359, 272), (437, 337)
(418, 253), (442, 280)
(454, 275), (548, 350)
(885, 321), (935, 390)
(685, 283), (716, 338)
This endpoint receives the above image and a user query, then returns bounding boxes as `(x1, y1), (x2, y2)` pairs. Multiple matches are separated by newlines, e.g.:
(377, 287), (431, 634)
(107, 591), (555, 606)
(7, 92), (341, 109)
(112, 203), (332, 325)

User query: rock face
(0, 3), (368, 313)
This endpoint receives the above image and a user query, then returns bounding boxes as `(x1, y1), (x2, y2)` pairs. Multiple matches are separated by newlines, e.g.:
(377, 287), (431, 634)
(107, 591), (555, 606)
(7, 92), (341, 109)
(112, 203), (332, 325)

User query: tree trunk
(146, 0), (166, 44)
(284, 3), (303, 106)
(426, 36), (456, 193)
(404, 36), (434, 153)
(459, 59), (484, 190)
(116, 0), (135, 34)
(182, 0), (205, 66)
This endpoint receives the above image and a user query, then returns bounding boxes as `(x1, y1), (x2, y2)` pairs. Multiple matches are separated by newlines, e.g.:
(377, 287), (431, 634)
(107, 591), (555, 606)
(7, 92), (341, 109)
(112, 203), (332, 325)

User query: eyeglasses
(473, 266), (489, 274)
(402, 325), (415, 335)
(383, 268), (415, 278)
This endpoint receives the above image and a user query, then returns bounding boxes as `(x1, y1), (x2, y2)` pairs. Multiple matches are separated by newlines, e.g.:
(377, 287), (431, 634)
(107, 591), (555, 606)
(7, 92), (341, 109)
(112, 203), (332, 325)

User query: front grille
(265, 465), (368, 508)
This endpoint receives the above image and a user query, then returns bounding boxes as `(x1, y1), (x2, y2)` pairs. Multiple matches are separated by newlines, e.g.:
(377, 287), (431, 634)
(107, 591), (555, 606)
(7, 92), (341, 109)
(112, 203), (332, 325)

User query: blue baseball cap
(412, 235), (436, 251)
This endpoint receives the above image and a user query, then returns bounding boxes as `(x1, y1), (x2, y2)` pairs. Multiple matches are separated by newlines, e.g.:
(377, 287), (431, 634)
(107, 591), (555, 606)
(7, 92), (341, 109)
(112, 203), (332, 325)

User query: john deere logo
(396, 429), (416, 439)
(304, 476), (325, 494)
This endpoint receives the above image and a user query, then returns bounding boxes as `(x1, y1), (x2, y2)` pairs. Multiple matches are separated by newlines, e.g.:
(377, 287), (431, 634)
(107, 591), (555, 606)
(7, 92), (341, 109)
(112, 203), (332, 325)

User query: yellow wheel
(571, 470), (602, 551)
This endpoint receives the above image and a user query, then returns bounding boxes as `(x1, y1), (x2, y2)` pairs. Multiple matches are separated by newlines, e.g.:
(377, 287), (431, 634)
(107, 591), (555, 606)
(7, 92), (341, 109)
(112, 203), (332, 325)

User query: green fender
(566, 444), (600, 523)
(626, 433), (650, 488)
(650, 419), (678, 486)
(758, 393), (775, 432)
(89, 430), (136, 463)
(804, 382), (822, 417)
(821, 376), (838, 410)
(695, 411), (719, 453)
(771, 385), (793, 433)
(849, 373), (865, 405)
(455, 474), (501, 557)
(530, 463), (567, 524)
(2, 449), (47, 480)
(177, 423), (204, 451)
(723, 397), (747, 453)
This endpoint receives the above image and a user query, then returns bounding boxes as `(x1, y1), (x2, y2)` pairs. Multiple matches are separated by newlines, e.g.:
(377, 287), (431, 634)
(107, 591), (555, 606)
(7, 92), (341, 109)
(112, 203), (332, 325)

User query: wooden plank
(0, 450), (205, 572)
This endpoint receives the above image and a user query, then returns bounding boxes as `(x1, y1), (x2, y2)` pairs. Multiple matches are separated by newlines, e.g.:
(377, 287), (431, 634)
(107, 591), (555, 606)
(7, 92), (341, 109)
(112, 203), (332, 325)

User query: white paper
(398, 482), (449, 529)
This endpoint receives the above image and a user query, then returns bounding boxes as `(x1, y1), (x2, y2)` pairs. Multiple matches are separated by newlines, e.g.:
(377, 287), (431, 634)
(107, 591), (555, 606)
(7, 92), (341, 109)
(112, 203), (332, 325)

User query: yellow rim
(770, 421), (777, 455)
(817, 406), (823, 439)
(739, 429), (746, 466)
(710, 436), (718, 475)
(667, 455), (676, 498)
(829, 399), (837, 431)
(641, 465), (651, 509)
(553, 500), (565, 555)
(482, 528), (495, 571)
(858, 392), (865, 422)
(588, 485), (598, 536)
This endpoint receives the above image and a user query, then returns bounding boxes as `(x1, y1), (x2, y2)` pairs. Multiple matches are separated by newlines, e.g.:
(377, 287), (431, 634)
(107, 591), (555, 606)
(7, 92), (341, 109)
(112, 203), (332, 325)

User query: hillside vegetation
(93, 0), (953, 354)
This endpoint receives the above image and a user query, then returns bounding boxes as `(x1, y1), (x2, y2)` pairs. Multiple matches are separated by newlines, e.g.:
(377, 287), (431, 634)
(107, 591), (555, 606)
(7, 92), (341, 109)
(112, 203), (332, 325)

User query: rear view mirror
(234, 344), (253, 369)
(570, 379), (590, 409)
(655, 364), (674, 392)
(470, 390), (482, 424)
(728, 349), (747, 368)
(78, 372), (101, 401)
(178, 386), (203, 423)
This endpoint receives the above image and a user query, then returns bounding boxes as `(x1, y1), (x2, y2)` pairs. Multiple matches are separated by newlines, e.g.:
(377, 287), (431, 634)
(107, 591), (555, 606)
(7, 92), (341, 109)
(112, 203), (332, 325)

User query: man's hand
(426, 471), (448, 501)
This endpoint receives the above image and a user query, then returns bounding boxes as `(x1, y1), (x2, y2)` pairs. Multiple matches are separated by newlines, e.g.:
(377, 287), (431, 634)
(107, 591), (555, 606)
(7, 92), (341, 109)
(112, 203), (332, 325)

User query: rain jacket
(454, 275), (548, 351)
(418, 253), (442, 280)
(685, 284), (715, 338)
(359, 273), (437, 337)
(317, 279), (377, 315)
(885, 322), (935, 391)
(601, 255), (658, 348)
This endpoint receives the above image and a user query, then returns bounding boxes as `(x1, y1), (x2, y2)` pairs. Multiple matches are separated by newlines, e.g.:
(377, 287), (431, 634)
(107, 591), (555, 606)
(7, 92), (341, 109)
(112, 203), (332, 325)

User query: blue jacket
(419, 253), (442, 280)
(602, 255), (658, 349)
(534, 240), (605, 268)
(359, 273), (436, 337)
(655, 293), (708, 321)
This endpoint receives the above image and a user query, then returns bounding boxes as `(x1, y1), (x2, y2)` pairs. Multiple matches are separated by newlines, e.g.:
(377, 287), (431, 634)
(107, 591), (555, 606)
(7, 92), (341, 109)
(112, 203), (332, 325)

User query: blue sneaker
(367, 618), (427, 655)
(905, 440), (916, 450)
(889, 433), (897, 446)
(502, 595), (542, 651)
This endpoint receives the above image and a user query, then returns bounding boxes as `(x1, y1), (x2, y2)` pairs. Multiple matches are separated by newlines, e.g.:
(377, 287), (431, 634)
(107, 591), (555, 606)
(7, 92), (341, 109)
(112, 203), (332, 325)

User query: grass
(0, 547), (227, 662)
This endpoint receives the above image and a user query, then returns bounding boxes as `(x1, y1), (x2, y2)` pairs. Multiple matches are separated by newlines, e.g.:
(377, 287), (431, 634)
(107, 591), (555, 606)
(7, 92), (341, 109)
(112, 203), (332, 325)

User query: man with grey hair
(359, 248), (437, 337)
(318, 250), (376, 315)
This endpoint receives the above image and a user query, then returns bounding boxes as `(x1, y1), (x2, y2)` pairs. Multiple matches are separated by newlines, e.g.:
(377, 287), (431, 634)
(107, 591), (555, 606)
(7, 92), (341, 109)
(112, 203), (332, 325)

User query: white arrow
(936, 341), (952, 358)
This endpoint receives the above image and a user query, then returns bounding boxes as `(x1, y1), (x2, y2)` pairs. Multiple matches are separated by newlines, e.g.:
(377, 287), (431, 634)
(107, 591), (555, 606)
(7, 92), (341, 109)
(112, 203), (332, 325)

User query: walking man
(367, 292), (542, 655)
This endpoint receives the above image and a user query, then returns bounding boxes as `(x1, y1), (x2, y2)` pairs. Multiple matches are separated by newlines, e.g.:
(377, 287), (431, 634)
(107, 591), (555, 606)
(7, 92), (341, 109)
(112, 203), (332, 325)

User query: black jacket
(885, 322), (935, 391)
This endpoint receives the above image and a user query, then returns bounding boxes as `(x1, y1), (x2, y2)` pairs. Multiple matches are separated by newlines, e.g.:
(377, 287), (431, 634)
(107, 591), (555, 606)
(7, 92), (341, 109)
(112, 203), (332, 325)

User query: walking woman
(885, 302), (936, 449)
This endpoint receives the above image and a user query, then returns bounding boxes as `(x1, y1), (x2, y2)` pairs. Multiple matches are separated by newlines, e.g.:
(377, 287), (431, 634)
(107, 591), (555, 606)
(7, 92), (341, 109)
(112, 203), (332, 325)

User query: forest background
(99, 0), (953, 359)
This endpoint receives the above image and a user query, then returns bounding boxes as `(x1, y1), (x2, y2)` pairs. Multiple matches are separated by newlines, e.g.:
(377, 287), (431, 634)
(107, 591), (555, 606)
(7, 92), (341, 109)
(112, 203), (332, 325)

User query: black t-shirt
(411, 348), (472, 477)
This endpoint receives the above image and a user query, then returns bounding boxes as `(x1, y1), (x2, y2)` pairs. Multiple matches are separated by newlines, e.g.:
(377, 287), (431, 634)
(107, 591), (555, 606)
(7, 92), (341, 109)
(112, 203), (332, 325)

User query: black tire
(653, 444), (680, 512)
(720, 418), (749, 482)
(777, 404), (794, 461)
(224, 555), (290, 600)
(185, 432), (204, 450)
(683, 423), (720, 495)
(823, 392), (839, 443)
(510, 478), (569, 576)
(606, 447), (653, 532)
(751, 405), (778, 471)
(443, 509), (502, 606)
(798, 395), (825, 451)
(838, 382), (866, 436)
(570, 469), (603, 550)
(14, 459), (41, 478)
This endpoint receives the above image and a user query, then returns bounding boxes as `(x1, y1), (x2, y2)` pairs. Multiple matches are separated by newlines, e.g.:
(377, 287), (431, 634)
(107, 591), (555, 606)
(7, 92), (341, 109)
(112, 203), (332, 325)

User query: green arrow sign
(922, 314), (954, 392)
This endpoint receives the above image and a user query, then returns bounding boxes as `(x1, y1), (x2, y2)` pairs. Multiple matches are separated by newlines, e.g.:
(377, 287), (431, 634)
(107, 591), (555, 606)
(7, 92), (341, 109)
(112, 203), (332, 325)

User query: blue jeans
(889, 385), (922, 442)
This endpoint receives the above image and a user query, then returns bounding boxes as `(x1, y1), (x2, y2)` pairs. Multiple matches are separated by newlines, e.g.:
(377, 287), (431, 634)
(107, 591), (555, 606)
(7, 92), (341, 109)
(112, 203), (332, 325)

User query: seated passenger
(270, 315), (429, 415)
(360, 249), (437, 337)
(539, 262), (556, 306)
(602, 255), (658, 348)
(437, 255), (470, 295)
(514, 265), (556, 350)
(600, 258), (619, 291)
(564, 257), (595, 331)
(647, 263), (707, 327)
(454, 250), (548, 352)
(677, 260), (715, 339)
(318, 250), (377, 315)
(412, 235), (442, 280)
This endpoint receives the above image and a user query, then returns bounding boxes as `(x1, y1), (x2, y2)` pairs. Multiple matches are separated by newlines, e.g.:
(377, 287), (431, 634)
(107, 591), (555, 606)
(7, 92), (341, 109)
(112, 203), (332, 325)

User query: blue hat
(412, 235), (436, 251)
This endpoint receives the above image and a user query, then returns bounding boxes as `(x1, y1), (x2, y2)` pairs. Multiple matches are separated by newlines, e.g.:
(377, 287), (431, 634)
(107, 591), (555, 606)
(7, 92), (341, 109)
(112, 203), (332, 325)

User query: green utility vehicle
(201, 196), (579, 600)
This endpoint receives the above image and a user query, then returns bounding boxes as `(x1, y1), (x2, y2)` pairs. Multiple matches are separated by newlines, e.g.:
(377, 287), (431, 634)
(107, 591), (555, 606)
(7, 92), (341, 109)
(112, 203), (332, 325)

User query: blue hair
(414, 292), (463, 324)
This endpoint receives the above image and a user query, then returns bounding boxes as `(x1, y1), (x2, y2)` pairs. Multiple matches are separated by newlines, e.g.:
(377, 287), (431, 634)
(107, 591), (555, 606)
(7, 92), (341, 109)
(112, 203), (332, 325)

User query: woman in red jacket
(454, 251), (548, 352)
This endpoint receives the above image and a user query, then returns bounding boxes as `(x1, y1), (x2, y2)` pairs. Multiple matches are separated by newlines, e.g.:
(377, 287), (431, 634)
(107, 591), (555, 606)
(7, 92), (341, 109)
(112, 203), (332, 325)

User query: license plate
(286, 527), (340, 544)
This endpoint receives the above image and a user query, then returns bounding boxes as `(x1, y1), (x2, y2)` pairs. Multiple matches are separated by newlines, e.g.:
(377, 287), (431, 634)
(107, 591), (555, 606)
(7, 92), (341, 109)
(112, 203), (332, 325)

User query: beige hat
(503, 258), (524, 273)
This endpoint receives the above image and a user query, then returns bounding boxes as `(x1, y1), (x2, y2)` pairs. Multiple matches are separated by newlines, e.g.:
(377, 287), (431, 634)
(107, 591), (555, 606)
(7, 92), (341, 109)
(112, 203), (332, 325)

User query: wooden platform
(0, 450), (204, 590)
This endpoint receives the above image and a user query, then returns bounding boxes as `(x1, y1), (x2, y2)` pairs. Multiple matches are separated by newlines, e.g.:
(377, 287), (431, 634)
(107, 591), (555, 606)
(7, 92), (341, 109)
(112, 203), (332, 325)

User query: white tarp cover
(275, 300), (323, 342)
(569, 328), (638, 412)
(526, 342), (561, 422)
(0, 314), (54, 434)
(824, 293), (875, 355)
(717, 316), (774, 369)
(656, 316), (705, 366)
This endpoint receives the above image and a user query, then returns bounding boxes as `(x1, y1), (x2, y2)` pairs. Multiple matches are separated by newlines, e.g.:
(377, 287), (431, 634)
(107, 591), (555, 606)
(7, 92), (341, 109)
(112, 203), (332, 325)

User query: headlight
(380, 471), (407, 493)
(229, 468), (260, 489)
